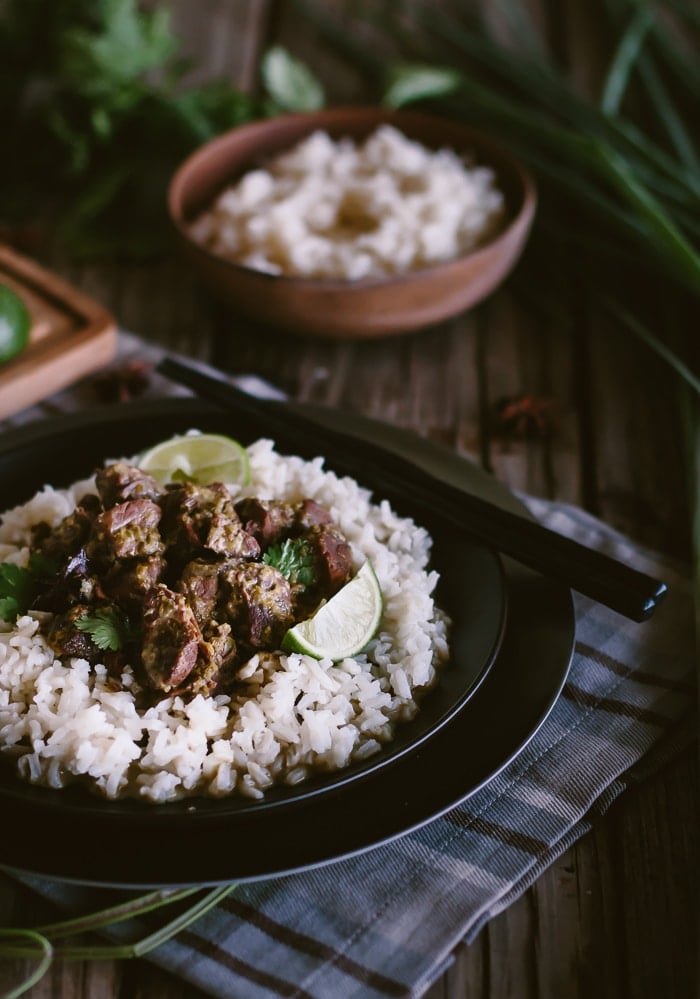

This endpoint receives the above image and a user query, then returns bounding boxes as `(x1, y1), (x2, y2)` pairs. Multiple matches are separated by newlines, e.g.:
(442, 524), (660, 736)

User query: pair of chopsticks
(157, 356), (667, 623)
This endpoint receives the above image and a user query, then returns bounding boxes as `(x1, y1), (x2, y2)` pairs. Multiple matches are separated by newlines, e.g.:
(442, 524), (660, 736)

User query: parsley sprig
(263, 538), (316, 588)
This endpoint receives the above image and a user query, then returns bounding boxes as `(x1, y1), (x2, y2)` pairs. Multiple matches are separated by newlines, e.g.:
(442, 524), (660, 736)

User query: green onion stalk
(0, 884), (236, 997)
(296, 0), (700, 614)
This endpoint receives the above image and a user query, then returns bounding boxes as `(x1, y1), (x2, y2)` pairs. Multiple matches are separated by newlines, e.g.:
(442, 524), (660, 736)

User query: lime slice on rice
(138, 433), (250, 486)
(282, 560), (383, 661)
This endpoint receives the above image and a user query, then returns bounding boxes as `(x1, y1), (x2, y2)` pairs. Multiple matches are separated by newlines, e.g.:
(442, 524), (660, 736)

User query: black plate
(0, 400), (574, 886)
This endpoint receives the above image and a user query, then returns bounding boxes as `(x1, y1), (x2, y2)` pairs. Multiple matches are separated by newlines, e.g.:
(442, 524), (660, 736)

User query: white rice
(190, 124), (505, 280)
(0, 438), (449, 803)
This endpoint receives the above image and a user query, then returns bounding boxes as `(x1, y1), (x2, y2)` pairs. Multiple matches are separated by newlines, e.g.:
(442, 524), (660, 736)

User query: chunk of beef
(220, 562), (293, 650)
(177, 558), (222, 626)
(47, 604), (105, 665)
(235, 498), (295, 546)
(185, 621), (238, 696)
(95, 462), (162, 508)
(141, 584), (202, 692)
(101, 555), (166, 608)
(307, 524), (353, 593)
(160, 483), (260, 561)
(30, 496), (101, 563)
(89, 499), (164, 562)
(33, 547), (92, 612)
(294, 499), (332, 530)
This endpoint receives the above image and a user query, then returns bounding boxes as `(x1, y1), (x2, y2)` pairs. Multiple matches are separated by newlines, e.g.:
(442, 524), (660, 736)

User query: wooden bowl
(168, 107), (537, 339)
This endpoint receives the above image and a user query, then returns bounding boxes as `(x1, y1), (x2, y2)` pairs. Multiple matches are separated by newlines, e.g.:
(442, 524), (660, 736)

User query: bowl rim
(167, 105), (537, 291)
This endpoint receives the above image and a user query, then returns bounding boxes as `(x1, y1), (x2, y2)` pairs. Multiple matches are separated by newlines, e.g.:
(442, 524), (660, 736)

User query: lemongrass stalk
(50, 883), (235, 961)
(601, 5), (654, 114)
(0, 929), (53, 999)
(603, 299), (700, 395)
(596, 147), (700, 293)
(36, 887), (200, 940)
(635, 50), (700, 170)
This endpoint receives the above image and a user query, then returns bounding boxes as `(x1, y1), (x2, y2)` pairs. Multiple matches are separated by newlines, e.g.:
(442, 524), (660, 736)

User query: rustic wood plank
(587, 312), (689, 557)
(169, 0), (272, 90)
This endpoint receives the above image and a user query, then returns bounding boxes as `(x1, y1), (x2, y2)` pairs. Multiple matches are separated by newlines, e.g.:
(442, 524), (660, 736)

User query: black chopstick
(157, 356), (667, 623)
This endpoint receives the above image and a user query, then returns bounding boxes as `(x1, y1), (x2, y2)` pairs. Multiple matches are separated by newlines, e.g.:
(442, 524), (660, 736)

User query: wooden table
(0, 2), (697, 997)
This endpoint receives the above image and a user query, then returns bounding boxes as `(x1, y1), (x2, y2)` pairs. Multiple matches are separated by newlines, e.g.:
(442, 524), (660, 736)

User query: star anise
(493, 394), (558, 440)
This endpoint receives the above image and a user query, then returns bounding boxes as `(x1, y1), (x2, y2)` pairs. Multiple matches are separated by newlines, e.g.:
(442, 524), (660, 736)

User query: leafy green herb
(263, 538), (316, 588)
(0, 0), (323, 258)
(75, 607), (126, 651)
(0, 563), (33, 622)
(261, 46), (325, 112)
(384, 64), (460, 109)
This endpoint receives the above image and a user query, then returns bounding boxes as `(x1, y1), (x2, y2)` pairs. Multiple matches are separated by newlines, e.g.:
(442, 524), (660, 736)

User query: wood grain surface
(0, 2), (697, 998)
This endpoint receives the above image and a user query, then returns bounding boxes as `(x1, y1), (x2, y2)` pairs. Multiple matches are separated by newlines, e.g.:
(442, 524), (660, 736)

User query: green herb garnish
(0, 563), (33, 622)
(263, 538), (316, 588)
(75, 607), (127, 651)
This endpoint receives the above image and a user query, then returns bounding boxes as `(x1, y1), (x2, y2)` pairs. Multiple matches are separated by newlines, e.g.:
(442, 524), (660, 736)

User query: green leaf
(261, 46), (324, 111)
(263, 538), (316, 588)
(601, 6), (654, 116)
(60, 0), (177, 94)
(75, 607), (125, 651)
(383, 64), (461, 109)
(0, 563), (34, 622)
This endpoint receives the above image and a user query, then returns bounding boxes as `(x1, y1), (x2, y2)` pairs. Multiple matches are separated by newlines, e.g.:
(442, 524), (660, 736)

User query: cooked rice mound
(0, 439), (449, 802)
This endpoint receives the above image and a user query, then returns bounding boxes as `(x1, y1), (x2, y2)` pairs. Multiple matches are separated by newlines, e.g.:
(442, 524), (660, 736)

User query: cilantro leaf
(262, 538), (316, 588)
(0, 563), (34, 622)
(75, 607), (125, 651)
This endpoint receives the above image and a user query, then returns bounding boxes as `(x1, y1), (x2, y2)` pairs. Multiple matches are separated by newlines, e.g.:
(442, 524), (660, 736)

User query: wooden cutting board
(0, 244), (117, 420)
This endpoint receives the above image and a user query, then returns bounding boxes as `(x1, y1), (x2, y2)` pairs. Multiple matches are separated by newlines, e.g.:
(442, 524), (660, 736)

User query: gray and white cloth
(5, 332), (696, 999)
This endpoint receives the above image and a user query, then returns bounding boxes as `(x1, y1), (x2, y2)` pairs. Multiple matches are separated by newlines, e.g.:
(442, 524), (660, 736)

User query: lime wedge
(138, 433), (250, 486)
(282, 560), (383, 661)
(0, 284), (30, 365)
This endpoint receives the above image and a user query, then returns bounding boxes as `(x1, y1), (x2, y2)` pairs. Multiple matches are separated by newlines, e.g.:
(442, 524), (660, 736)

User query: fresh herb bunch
(0, 0), (323, 258)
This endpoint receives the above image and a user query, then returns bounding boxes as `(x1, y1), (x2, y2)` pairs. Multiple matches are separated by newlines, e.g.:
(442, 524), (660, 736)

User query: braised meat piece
(31, 495), (101, 563)
(307, 524), (353, 592)
(295, 499), (332, 530)
(95, 462), (161, 509)
(186, 621), (237, 696)
(160, 482), (260, 560)
(177, 559), (223, 626)
(47, 604), (105, 665)
(141, 585), (202, 692)
(101, 555), (166, 608)
(235, 498), (296, 546)
(88, 499), (164, 562)
(220, 562), (293, 650)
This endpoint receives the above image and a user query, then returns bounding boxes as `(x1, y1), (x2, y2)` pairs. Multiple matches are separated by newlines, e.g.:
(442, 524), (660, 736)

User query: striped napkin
(5, 333), (697, 999)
